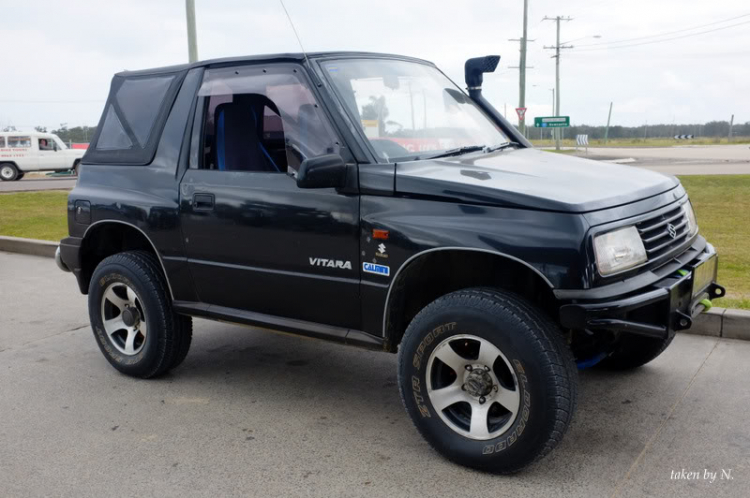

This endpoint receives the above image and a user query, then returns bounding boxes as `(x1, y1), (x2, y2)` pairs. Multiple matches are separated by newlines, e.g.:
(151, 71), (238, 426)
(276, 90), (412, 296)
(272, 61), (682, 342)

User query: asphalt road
(572, 144), (750, 175)
(0, 177), (77, 192)
(1, 251), (748, 497)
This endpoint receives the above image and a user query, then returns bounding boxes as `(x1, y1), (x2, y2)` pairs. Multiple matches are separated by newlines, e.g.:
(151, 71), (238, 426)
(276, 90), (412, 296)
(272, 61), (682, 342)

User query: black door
(179, 63), (360, 329)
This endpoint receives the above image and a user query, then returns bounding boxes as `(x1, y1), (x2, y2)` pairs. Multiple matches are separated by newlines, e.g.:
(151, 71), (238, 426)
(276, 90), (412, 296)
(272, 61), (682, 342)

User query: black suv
(56, 52), (723, 473)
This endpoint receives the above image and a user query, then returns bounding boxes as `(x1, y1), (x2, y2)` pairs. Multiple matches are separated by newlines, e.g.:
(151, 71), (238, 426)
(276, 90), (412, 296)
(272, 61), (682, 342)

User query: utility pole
(543, 16), (572, 150)
(185, 0), (199, 63)
(729, 114), (735, 142)
(604, 102), (613, 144)
(508, 0), (533, 134)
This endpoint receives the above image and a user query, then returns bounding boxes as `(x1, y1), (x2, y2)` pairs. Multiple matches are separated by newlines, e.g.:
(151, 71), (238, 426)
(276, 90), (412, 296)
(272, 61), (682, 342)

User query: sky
(0, 0), (748, 131)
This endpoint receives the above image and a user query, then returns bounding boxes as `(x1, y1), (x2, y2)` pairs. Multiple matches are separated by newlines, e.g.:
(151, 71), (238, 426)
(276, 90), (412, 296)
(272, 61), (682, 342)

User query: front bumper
(559, 240), (724, 339)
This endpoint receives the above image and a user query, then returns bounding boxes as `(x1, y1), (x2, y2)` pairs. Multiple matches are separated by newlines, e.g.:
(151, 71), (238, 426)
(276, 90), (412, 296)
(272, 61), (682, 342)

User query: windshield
(321, 59), (509, 162)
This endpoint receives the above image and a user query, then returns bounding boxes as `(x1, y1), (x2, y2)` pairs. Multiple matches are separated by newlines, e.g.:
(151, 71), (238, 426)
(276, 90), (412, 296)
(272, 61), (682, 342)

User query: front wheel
(398, 288), (577, 473)
(0, 163), (19, 181)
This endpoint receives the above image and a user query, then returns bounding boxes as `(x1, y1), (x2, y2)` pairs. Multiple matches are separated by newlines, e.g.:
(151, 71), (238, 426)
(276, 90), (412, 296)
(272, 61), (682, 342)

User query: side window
(8, 136), (31, 148)
(38, 137), (54, 151)
(197, 65), (339, 172)
(95, 75), (175, 151)
(0, 137), (5, 148)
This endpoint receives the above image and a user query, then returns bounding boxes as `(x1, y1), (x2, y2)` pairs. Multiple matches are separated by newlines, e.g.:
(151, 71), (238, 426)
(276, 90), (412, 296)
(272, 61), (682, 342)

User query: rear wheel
(597, 333), (674, 370)
(73, 160), (80, 176)
(0, 163), (19, 181)
(88, 250), (192, 378)
(398, 288), (577, 473)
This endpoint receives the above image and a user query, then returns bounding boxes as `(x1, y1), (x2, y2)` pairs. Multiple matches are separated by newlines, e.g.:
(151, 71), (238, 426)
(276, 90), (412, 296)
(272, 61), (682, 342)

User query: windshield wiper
(485, 141), (523, 153)
(425, 145), (487, 159)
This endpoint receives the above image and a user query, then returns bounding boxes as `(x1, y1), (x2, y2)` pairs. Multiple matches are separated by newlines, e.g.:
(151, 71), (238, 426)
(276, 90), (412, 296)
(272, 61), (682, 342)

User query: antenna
(279, 0), (309, 63)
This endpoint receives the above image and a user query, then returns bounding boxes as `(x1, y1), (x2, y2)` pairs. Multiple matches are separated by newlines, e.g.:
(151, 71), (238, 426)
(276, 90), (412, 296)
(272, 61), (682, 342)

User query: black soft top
(115, 51), (435, 77)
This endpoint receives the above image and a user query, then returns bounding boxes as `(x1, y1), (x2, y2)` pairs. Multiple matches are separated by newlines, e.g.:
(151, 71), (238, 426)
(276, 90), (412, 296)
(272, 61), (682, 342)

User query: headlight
(683, 201), (698, 237)
(594, 226), (647, 276)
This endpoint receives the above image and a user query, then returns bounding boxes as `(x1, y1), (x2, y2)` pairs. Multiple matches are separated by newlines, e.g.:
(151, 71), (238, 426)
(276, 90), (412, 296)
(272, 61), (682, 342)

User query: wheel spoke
(138, 321), (147, 339)
(477, 339), (503, 370)
(103, 316), (126, 337)
(469, 402), (491, 439)
(429, 382), (465, 412)
(103, 286), (128, 311)
(495, 386), (520, 416)
(123, 328), (137, 355)
(434, 343), (467, 373)
(126, 287), (138, 306)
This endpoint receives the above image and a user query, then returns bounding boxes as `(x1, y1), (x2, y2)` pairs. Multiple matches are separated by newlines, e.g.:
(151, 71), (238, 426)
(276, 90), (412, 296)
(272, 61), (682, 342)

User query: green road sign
(534, 116), (570, 128)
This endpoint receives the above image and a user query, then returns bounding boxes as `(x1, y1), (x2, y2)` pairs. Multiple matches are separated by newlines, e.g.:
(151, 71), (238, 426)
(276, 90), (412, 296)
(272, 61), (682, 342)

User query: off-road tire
(597, 333), (675, 370)
(88, 250), (191, 378)
(398, 288), (577, 473)
(0, 163), (19, 181)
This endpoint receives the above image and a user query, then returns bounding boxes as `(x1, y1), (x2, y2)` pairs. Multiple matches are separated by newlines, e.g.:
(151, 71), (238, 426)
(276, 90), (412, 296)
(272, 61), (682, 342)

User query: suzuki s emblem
(667, 223), (678, 239)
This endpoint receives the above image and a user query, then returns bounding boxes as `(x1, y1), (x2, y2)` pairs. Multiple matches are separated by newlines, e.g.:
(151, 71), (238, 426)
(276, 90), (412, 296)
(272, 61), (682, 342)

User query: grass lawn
(0, 191), (68, 241)
(680, 176), (750, 310)
(0, 176), (748, 309)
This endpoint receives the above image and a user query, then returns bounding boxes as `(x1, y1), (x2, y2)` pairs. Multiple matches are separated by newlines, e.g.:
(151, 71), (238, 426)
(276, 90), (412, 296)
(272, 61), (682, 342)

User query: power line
(575, 13), (750, 47)
(575, 19), (750, 51)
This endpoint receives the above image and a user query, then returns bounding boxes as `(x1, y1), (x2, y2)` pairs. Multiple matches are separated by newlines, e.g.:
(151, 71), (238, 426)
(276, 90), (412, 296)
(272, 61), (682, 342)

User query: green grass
(1, 177), (748, 309)
(680, 175), (750, 310)
(530, 136), (750, 148)
(0, 191), (68, 241)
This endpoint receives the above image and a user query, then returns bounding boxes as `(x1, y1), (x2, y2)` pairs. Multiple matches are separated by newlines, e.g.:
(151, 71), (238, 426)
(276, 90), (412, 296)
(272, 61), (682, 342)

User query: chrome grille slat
(637, 209), (684, 234)
(636, 205), (689, 262)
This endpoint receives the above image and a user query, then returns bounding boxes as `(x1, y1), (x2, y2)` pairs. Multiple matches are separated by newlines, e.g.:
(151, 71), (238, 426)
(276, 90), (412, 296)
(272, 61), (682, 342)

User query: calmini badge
(363, 262), (390, 277)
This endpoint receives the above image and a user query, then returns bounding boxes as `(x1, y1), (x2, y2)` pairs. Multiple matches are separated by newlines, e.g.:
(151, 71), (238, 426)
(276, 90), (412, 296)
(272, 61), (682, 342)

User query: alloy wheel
(426, 334), (520, 440)
(100, 282), (148, 355)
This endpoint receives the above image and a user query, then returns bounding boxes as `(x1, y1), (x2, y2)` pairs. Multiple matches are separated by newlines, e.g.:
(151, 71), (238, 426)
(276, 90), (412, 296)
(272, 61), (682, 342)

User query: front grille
(636, 204), (690, 266)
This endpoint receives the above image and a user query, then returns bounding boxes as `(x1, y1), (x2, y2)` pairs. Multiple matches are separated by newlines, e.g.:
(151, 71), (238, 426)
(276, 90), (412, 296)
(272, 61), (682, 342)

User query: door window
(7, 136), (31, 148)
(196, 65), (340, 173)
(38, 137), (55, 151)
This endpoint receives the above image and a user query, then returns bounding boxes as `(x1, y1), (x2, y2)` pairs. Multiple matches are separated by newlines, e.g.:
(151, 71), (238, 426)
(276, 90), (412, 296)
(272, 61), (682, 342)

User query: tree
(35, 126), (47, 133)
(51, 125), (97, 143)
(361, 96), (389, 136)
(2, 125), (17, 132)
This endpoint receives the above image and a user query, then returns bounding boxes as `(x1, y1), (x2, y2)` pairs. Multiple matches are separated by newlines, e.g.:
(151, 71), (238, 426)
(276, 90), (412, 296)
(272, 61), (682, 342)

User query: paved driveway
(1, 251), (748, 497)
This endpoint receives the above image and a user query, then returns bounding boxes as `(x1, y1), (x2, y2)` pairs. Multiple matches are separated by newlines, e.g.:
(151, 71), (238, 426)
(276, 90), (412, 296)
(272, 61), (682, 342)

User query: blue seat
(214, 100), (280, 172)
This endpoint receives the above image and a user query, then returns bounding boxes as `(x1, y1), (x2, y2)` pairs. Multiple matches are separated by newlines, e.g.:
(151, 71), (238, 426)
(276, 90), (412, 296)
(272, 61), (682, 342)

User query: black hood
(395, 148), (680, 213)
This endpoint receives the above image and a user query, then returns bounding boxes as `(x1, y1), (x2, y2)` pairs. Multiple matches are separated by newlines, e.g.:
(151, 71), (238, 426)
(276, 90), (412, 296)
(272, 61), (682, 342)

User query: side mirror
(296, 154), (346, 189)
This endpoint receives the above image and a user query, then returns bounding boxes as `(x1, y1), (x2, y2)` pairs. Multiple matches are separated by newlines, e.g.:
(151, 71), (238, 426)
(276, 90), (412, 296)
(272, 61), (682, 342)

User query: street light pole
(185, 0), (199, 63)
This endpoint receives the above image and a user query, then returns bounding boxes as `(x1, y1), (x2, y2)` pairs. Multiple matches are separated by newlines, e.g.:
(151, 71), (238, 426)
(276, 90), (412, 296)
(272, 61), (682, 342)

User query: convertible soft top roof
(115, 51), (435, 77)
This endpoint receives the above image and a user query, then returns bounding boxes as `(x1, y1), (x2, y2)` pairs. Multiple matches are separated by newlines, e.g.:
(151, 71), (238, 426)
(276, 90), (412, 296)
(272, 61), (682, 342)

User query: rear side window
(84, 70), (186, 165)
(8, 136), (31, 148)
(0, 137), (5, 147)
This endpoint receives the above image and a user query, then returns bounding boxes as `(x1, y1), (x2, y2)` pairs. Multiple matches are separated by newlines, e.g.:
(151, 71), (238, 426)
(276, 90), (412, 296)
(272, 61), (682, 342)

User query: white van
(0, 131), (86, 181)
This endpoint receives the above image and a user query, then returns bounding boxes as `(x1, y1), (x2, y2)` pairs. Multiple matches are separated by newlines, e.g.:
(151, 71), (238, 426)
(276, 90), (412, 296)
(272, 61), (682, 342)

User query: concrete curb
(0, 235), (57, 258)
(1, 237), (749, 341)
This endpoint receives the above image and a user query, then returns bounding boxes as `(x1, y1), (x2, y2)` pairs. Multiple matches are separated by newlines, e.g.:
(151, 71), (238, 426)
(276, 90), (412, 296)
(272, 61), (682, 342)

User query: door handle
(193, 193), (215, 211)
